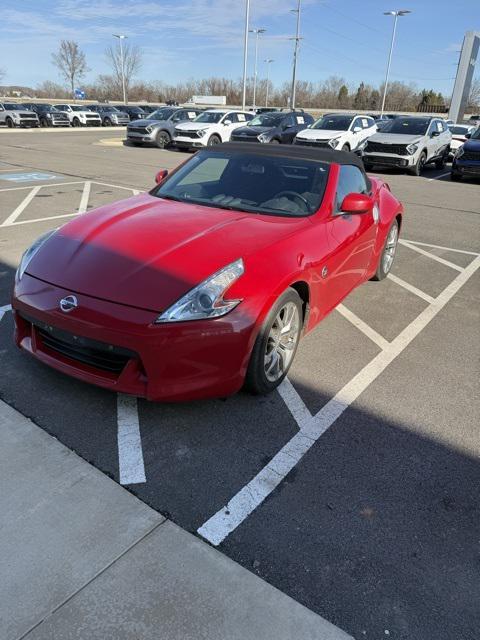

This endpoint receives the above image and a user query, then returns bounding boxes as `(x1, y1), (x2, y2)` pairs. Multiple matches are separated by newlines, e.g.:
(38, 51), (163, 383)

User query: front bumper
(452, 160), (480, 177)
(126, 129), (156, 144)
(16, 120), (39, 128)
(173, 136), (207, 149)
(362, 153), (414, 168)
(13, 274), (256, 402)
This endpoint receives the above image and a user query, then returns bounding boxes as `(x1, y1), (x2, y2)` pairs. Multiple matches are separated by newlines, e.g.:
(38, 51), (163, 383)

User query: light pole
(113, 34), (127, 104)
(380, 10), (411, 116)
(249, 28), (266, 109)
(290, 0), (302, 110)
(241, 0), (250, 110)
(264, 58), (274, 107)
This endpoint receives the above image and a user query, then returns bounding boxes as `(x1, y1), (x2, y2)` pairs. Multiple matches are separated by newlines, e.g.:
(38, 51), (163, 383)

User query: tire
(155, 130), (171, 149)
(207, 134), (221, 146)
(104, 117), (112, 127)
(450, 172), (462, 182)
(407, 151), (426, 176)
(435, 149), (448, 170)
(371, 219), (399, 281)
(245, 288), (303, 395)
(40, 118), (49, 128)
(72, 117), (80, 127)
(6, 117), (15, 128)
(269, 138), (280, 144)
(341, 144), (350, 152)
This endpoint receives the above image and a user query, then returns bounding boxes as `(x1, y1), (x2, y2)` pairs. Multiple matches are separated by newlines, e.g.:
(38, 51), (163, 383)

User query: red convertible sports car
(12, 144), (403, 401)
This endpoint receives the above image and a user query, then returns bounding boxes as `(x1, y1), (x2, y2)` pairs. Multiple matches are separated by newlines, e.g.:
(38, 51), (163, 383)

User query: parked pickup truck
(0, 103), (39, 128)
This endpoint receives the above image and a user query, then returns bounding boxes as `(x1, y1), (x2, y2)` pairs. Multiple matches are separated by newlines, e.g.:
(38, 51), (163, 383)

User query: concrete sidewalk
(0, 400), (352, 640)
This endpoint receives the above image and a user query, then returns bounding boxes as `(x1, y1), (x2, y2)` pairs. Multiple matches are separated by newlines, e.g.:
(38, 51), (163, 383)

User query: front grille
(365, 155), (405, 166)
(85, 114), (100, 119)
(461, 151), (480, 161)
(23, 315), (136, 374)
(231, 135), (258, 142)
(366, 142), (408, 155)
(295, 139), (330, 147)
(176, 129), (200, 138)
(128, 126), (148, 134)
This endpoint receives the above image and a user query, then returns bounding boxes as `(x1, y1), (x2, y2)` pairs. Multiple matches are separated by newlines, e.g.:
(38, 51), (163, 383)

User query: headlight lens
(17, 230), (55, 281)
(406, 143), (418, 155)
(155, 258), (244, 323)
(328, 137), (340, 149)
(456, 146), (465, 158)
(197, 129), (208, 137)
(257, 133), (270, 143)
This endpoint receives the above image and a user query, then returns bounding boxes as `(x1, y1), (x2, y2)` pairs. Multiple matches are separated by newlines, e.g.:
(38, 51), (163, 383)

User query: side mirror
(155, 169), (168, 184)
(340, 193), (373, 214)
(465, 133), (471, 139)
(431, 130), (440, 137)
(223, 119), (232, 125)
(353, 126), (362, 133)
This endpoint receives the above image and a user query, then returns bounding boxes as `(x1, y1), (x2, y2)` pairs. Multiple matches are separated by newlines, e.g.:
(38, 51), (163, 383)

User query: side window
(244, 112), (254, 121)
(364, 117), (375, 129)
(283, 115), (296, 127)
(224, 112), (236, 123)
(335, 165), (368, 212)
(352, 118), (363, 131)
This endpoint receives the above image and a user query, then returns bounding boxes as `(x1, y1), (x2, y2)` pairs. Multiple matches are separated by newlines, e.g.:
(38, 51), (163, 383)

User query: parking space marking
(77, 181), (91, 214)
(0, 305), (12, 322)
(2, 186), (42, 226)
(399, 240), (464, 272)
(388, 274), (435, 304)
(336, 304), (390, 350)
(278, 378), (313, 430)
(198, 253), (480, 546)
(401, 239), (480, 256)
(0, 181), (84, 193)
(428, 172), (451, 181)
(117, 394), (146, 485)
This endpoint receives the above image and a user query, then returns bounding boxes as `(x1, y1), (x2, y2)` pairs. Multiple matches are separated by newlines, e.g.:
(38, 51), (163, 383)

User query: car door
(349, 117), (367, 150)
(321, 165), (378, 305)
(278, 114), (297, 143)
(426, 119), (443, 160)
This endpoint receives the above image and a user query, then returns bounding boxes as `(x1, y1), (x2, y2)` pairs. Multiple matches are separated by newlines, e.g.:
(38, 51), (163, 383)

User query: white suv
(294, 113), (377, 152)
(173, 109), (254, 149)
(53, 104), (102, 127)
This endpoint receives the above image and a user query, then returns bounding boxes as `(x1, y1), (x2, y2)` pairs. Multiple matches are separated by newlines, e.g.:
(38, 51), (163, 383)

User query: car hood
(296, 128), (345, 140)
(11, 110), (37, 117)
(463, 139), (480, 152)
(27, 194), (305, 312)
(128, 117), (166, 127)
(233, 125), (272, 136)
(175, 121), (215, 131)
(79, 111), (101, 117)
(368, 132), (423, 145)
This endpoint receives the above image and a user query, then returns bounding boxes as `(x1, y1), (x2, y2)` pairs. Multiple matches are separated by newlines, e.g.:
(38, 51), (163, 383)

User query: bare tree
(105, 43), (142, 101)
(469, 77), (480, 108)
(52, 40), (88, 97)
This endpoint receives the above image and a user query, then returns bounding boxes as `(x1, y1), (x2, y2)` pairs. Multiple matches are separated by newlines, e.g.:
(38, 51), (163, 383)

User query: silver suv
(126, 107), (202, 148)
(0, 103), (39, 128)
(363, 116), (451, 176)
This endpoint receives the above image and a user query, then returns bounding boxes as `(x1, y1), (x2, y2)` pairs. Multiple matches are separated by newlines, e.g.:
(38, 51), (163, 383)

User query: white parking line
(2, 186), (42, 226)
(399, 240), (464, 272)
(336, 304), (390, 350)
(277, 378), (312, 430)
(4, 213), (77, 227)
(402, 239), (480, 256)
(132, 190), (141, 196)
(0, 181), (83, 193)
(117, 394), (146, 485)
(198, 254), (480, 546)
(0, 305), (12, 322)
(428, 172), (450, 181)
(388, 274), (435, 304)
(77, 181), (91, 214)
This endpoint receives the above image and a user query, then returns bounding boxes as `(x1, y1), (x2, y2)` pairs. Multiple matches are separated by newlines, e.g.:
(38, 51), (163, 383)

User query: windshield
(70, 105), (86, 111)
(4, 103), (25, 110)
(127, 107), (144, 113)
(249, 113), (286, 127)
(152, 150), (329, 217)
(381, 117), (430, 135)
(312, 115), (353, 131)
(194, 111), (226, 123)
(103, 106), (119, 112)
(449, 126), (469, 135)
(147, 108), (174, 120)
(471, 128), (480, 140)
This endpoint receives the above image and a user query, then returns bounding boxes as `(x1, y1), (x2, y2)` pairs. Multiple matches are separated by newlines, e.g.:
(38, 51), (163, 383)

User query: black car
(137, 105), (158, 114)
(231, 110), (314, 144)
(120, 105), (147, 121)
(22, 103), (70, 127)
(451, 126), (480, 181)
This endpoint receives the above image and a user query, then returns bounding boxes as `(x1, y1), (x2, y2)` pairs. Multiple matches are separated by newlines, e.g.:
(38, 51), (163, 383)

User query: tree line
(2, 40), (480, 112)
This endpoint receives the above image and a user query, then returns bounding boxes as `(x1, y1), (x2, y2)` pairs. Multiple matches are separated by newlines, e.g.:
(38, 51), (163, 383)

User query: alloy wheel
(264, 302), (300, 382)
(382, 223), (398, 274)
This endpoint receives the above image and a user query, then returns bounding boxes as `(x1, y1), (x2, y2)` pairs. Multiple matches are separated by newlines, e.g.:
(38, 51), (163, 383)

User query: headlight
(197, 129), (208, 137)
(455, 146), (465, 158)
(155, 258), (244, 323)
(17, 230), (55, 281)
(257, 133), (270, 143)
(13, 113), (20, 119)
(146, 125), (153, 133)
(328, 137), (340, 149)
(46, 113), (53, 119)
(406, 143), (418, 155)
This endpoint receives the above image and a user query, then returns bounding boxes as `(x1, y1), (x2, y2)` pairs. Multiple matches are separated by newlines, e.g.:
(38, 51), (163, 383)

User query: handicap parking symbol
(0, 172), (58, 182)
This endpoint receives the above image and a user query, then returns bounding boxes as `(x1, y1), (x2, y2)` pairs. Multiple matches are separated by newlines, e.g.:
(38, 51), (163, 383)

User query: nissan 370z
(12, 144), (403, 402)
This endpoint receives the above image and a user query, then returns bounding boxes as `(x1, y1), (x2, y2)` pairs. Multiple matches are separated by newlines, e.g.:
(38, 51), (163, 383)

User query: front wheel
(6, 117), (15, 128)
(245, 288), (303, 395)
(72, 117), (80, 127)
(407, 151), (426, 176)
(435, 149), (449, 169)
(207, 134), (221, 146)
(155, 130), (171, 148)
(341, 143), (350, 152)
(371, 219), (399, 281)
(40, 118), (49, 128)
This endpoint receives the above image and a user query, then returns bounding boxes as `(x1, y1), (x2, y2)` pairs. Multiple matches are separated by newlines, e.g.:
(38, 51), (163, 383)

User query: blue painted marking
(0, 172), (58, 182)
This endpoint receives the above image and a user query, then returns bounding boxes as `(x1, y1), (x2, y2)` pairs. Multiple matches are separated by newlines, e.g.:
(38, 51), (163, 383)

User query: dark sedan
(231, 111), (314, 144)
(451, 127), (480, 181)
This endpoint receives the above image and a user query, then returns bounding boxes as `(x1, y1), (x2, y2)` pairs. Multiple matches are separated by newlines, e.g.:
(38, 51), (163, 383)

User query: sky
(1, 0), (478, 96)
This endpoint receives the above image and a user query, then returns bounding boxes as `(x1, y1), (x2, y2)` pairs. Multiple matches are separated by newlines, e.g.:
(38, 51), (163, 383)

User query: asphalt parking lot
(0, 129), (479, 640)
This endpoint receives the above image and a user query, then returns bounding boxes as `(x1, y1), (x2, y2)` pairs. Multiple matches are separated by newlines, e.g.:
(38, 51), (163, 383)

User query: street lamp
(249, 28), (266, 109)
(113, 34), (127, 104)
(241, 0), (250, 110)
(290, 0), (302, 110)
(264, 59), (274, 107)
(380, 10), (411, 116)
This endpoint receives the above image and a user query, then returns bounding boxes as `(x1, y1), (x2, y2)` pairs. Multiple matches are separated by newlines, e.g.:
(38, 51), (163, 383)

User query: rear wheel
(371, 219), (399, 281)
(245, 288), (303, 395)
(155, 130), (171, 148)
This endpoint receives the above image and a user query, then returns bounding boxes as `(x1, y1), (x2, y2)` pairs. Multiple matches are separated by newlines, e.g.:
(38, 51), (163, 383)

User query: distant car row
(0, 102), (161, 128)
